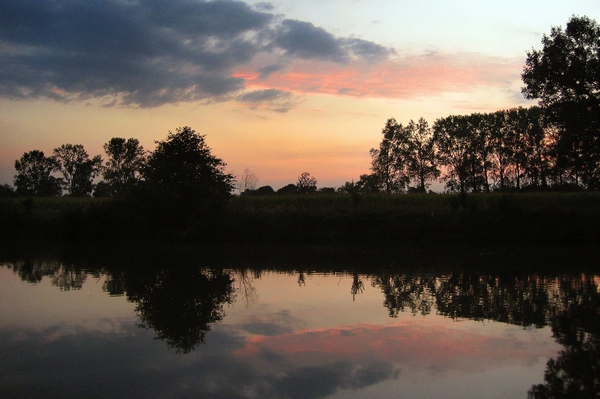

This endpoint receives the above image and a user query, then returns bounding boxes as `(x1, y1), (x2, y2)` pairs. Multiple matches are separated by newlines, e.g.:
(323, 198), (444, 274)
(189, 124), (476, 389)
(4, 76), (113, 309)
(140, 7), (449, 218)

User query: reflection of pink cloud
(234, 53), (522, 99)
(235, 320), (556, 371)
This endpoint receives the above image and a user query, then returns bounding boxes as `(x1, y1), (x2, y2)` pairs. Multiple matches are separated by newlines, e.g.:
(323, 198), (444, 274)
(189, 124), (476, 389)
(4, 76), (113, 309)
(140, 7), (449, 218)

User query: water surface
(0, 244), (598, 398)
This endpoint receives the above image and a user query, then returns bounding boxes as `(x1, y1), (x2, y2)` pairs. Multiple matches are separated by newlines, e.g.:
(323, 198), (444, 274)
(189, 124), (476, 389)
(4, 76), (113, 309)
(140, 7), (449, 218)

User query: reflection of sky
(0, 267), (560, 399)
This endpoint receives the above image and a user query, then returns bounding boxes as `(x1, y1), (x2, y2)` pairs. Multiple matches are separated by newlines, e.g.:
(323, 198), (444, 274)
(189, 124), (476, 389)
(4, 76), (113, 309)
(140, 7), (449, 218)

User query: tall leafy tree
(53, 144), (103, 196)
(370, 118), (410, 193)
(433, 115), (475, 193)
(522, 15), (600, 188)
(14, 150), (62, 196)
(405, 118), (440, 192)
(487, 110), (515, 190)
(102, 137), (146, 195)
(520, 106), (551, 188)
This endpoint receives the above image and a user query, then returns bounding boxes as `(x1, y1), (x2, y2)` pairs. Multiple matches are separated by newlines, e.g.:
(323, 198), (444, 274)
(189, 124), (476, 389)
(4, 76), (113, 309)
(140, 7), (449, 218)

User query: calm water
(0, 244), (598, 399)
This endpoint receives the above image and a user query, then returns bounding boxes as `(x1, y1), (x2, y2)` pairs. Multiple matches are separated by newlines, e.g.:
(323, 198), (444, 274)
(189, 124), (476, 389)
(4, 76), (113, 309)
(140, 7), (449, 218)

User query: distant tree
(317, 187), (336, 195)
(0, 184), (17, 197)
(53, 144), (103, 196)
(522, 15), (600, 188)
(405, 118), (440, 192)
(277, 183), (298, 195)
(102, 137), (146, 195)
(487, 110), (516, 190)
(297, 172), (317, 194)
(236, 168), (259, 195)
(246, 185), (276, 196)
(14, 150), (62, 196)
(433, 115), (475, 193)
(337, 180), (361, 208)
(356, 173), (381, 193)
(142, 126), (234, 206)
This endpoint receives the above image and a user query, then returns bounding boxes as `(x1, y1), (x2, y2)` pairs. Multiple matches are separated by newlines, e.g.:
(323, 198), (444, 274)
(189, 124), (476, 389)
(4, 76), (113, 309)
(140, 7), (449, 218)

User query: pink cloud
(235, 52), (523, 100)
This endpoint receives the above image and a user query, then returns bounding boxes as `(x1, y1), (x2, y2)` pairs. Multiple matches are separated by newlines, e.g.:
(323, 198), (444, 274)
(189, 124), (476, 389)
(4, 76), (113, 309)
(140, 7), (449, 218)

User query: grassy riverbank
(1, 192), (599, 246)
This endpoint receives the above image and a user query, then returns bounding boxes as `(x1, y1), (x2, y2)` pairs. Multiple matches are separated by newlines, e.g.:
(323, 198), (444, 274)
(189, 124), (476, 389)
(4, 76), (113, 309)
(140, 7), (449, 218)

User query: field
(1, 192), (599, 247)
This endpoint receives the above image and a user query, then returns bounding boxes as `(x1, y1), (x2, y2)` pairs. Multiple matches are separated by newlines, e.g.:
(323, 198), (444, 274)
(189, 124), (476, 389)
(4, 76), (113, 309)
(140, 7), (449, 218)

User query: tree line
(7, 127), (233, 201)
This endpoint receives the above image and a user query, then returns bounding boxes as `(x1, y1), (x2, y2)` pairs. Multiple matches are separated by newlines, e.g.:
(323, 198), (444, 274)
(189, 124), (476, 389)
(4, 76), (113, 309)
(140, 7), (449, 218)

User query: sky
(1, 0), (600, 190)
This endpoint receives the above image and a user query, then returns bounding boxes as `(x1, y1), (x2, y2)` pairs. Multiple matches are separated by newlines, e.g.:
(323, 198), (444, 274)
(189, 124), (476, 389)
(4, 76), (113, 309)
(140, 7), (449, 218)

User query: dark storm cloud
(0, 0), (392, 108)
(341, 37), (393, 62)
(274, 19), (348, 61)
(273, 20), (392, 62)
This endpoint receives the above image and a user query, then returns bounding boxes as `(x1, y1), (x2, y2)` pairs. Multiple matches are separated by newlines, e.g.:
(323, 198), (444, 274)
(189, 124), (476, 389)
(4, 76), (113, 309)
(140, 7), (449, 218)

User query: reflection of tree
(124, 267), (235, 354)
(9, 260), (86, 290)
(435, 272), (551, 327)
(236, 269), (258, 306)
(528, 275), (600, 399)
(372, 274), (436, 316)
(351, 272), (365, 301)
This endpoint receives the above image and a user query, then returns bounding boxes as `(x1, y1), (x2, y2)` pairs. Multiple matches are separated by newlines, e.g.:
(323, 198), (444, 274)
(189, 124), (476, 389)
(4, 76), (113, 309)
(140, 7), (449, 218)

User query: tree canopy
(142, 126), (234, 204)
(522, 15), (600, 188)
(53, 144), (103, 196)
(102, 137), (146, 195)
(13, 150), (62, 196)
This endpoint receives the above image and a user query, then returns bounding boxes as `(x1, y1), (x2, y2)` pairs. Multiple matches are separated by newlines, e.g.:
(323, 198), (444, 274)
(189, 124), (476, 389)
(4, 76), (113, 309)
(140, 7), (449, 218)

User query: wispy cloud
(240, 52), (523, 99)
(237, 88), (302, 112)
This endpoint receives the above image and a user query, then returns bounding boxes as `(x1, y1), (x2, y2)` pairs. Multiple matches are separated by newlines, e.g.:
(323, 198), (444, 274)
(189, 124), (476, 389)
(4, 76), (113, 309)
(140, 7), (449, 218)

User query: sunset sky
(2, 0), (599, 190)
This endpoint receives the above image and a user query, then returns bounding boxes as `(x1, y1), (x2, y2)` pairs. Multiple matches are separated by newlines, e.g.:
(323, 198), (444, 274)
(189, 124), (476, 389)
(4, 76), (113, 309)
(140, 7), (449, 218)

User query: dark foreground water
(0, 243), (598, 399)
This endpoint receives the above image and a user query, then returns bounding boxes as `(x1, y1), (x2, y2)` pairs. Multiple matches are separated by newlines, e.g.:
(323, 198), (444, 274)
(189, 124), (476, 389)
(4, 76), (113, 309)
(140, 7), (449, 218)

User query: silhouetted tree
(53, 144), (102, 196)
(356, 173), (381, 193)
(522, 15), (600, 188)
(142, 126), (234, 213)
(405, 118), (440, 192)
(244, 185), (276, 196)
(13, 150), (62, 196)
(433, 115), (474, 193)
(520, 106), (551, 188)
(487, 110), (513, 190)
(370, 118), (410, 193)
(102, 137), (146, 195)
(277, 183), (298, 195)
(297, 172), (317, 194)
(237, 168), (259, 195)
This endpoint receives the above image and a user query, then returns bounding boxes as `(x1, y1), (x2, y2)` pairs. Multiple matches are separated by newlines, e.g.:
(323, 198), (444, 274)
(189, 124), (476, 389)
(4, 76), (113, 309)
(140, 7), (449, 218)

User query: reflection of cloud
(0, 322), (398, 399)
(236, 320), (556, 372)
(239, 309), (306, 336)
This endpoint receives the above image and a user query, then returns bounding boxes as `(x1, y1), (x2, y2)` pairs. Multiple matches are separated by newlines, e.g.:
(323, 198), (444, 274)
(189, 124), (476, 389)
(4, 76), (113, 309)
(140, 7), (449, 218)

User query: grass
(1, 192), (599, 246)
